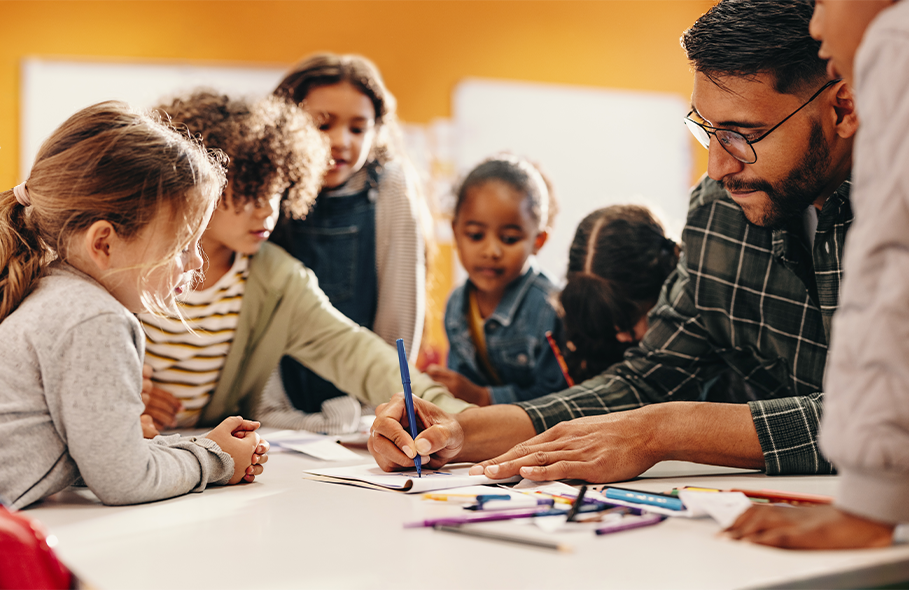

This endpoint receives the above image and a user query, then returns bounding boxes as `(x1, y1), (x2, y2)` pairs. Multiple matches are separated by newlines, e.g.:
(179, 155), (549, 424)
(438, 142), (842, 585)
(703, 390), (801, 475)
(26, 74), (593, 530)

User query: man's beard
(720, 121), (831, 229)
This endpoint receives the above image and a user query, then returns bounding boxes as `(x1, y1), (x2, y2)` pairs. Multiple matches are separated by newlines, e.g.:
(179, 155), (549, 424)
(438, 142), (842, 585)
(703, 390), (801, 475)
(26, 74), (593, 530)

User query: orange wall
(0, 0), (713, 358)
(1, 0), (712, 186)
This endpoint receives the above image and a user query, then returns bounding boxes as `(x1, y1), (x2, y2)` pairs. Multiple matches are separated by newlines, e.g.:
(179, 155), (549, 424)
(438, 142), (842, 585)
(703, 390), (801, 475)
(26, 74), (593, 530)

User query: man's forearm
(651, 402), (765, 470)
(454, 405), (536, 462)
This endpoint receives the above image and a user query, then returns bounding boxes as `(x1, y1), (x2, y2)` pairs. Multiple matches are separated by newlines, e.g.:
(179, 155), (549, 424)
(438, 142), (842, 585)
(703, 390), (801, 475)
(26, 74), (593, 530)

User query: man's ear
(82, 220), (117, 272)
(830, 80), (858, 139)
(532, 230), (549, 254)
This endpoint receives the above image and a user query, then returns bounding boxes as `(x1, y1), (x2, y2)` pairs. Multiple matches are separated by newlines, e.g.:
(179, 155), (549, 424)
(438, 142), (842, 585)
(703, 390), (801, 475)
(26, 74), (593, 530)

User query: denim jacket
(444, 260), (568, 404)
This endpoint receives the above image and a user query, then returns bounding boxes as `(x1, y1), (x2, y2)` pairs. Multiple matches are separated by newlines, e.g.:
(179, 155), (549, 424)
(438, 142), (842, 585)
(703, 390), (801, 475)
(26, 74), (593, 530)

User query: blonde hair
(0, 100), (226, 322)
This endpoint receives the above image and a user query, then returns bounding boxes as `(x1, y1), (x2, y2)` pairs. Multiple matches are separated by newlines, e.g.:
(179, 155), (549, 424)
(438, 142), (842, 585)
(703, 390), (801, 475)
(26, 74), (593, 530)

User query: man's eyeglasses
(684, 78), (841, 164)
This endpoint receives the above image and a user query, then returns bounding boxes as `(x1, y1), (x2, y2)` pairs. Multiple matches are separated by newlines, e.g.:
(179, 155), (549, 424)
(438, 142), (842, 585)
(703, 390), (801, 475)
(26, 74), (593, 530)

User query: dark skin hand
(425, 364), (492, 406)
(725, 504), (895, 549)
(143, 387), (183, 431)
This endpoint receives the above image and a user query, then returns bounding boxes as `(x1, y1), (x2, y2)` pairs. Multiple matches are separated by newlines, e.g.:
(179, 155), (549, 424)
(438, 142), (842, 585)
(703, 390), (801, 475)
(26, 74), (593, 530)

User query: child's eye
(351, 127), (364, 135)
(466, 232), (483, 241)
(501, 235), (522, 245)
(319, 123), (331, 131)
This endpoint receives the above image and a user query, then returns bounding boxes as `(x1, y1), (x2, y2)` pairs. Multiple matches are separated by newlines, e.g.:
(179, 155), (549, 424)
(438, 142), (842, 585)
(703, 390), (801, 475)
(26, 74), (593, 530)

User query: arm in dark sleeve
(515, 256), (722, 433)
(749, 392), (834, 475)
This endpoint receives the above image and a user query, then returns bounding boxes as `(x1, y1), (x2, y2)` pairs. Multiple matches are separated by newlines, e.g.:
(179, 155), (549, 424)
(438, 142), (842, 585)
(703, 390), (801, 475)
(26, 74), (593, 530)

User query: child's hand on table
(724, 504), (895, 549)
(425, 364), (491, 406)
(205, 417), (269, 484)
(230, 419), (270, 483)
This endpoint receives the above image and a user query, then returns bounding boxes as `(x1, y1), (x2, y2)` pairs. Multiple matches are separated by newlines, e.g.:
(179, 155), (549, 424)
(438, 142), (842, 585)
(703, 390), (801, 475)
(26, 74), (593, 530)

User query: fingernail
(415, 439), (431, 454)
(252, 455), (259, 464)
(486, 465), (499, 476)
(420, 455), (430, 464)
(402, 445), (414, 458)
(520, 466), (533, 475)
(468, 465), (484, 476)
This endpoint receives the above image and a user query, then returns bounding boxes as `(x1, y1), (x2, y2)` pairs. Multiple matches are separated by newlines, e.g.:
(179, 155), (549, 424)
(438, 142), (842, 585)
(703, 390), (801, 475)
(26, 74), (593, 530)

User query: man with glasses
(368, 0), (859, 483)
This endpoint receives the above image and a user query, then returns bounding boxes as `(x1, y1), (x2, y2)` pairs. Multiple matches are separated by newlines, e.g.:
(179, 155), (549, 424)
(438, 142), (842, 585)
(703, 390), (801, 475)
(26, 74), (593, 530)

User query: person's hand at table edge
(369, 393), (463, 471)
(724, 504), (895, 549)
(467, 409), (660, 482)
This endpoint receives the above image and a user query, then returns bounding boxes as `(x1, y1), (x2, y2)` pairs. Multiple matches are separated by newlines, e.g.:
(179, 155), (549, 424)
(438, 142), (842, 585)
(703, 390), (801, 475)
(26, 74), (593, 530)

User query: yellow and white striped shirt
(139, 255), (249, 427)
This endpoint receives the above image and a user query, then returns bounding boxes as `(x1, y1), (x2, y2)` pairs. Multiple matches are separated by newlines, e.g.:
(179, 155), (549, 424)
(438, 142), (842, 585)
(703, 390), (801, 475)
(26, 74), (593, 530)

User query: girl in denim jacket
(426, 155), (567, 406)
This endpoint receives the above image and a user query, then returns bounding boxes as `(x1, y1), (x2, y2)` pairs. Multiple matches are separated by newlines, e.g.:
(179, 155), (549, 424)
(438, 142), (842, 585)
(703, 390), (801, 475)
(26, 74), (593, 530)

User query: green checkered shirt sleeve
(516, 177), (852, 477)
(516, 252), (722, 432)
(748, 392), (833, 475)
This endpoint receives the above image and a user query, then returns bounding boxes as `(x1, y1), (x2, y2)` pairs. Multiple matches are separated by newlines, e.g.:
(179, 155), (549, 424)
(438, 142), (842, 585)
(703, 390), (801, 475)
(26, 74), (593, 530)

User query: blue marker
(396, 339), (421, 478)
(604, 487), (685, 511)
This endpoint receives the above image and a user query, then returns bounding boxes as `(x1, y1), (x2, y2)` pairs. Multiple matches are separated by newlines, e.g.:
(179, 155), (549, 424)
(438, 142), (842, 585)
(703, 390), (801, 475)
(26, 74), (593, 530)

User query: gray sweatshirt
(820, 0), (909, 525)
(0, 262), (233, 509)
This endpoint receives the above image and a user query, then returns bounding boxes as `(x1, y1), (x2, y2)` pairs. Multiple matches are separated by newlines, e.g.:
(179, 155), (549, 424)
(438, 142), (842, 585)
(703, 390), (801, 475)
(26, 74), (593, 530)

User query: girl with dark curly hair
(139, 91), (470, 436)
(272, 52), (428, 415)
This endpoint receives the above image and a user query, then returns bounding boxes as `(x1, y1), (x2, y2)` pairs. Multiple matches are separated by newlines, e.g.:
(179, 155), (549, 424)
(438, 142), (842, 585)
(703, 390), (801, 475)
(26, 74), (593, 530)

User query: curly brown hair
(156, 90), (329, 219)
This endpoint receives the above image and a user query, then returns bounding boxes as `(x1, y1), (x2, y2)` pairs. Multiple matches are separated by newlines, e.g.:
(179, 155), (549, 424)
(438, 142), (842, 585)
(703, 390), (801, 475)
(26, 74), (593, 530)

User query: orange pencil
(545, 331), (575, 387)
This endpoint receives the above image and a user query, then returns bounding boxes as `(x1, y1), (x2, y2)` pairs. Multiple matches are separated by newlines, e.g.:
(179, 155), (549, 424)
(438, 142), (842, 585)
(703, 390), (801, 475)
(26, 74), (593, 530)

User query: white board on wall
(20, 58), (288, 180)
(453, 78), (692, 283)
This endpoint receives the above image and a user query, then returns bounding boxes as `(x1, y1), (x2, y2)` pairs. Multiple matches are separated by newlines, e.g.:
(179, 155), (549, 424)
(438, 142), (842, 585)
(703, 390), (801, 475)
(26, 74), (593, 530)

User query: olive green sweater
(197, 242), (469, 426)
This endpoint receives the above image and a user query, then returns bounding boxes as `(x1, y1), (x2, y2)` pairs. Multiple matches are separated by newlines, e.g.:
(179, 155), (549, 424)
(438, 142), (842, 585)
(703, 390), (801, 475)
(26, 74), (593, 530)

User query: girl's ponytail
(1, 101), (225, 324)
(558, 272), (635, 383)
(559, 204), (681, 383)
(0, 186), (53, 322)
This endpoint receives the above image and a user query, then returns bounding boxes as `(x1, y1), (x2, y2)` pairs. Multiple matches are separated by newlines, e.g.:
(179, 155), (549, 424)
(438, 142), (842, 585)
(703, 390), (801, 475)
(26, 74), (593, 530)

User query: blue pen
(604, 487), (685, 511)
(396, 339), (421, 478)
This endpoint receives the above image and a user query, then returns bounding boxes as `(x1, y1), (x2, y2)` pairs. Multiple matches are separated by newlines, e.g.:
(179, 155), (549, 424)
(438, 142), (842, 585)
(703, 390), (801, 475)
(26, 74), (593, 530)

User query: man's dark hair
(681, 0), (827, 95)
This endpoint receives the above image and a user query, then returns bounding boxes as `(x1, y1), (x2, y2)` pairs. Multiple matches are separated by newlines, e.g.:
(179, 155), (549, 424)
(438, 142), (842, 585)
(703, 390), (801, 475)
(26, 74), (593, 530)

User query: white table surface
(25, 445), (909, 590)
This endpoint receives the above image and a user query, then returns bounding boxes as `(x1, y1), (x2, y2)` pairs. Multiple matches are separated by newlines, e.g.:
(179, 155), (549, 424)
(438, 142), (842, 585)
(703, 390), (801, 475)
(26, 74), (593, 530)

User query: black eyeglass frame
(684, 78), (842, 165)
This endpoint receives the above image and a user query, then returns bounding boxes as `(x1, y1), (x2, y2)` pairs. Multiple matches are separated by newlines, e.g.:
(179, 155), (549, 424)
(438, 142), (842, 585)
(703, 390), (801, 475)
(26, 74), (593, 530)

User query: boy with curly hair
(140, 91), (469, 435)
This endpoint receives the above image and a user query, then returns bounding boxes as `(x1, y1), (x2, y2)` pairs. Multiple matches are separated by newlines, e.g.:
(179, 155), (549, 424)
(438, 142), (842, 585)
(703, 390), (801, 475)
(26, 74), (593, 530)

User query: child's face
(809, 0), (893, 87)
(303, 81), (377, 189)
(106, 200), (211, 313)
(452, 180), (547, 300)
(202, 185), (281, 258)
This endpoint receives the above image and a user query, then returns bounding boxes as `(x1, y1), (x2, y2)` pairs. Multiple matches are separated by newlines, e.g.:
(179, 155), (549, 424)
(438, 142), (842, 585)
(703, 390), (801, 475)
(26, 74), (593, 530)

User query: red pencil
(729, 489), (833, 505)
(545, 331), (575, 387)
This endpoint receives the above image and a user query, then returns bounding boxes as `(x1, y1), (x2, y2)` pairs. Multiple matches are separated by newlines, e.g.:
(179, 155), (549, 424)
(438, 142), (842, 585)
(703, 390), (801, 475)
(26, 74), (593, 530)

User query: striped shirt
(139, 255), (249, 427)
(516, 176), (853, 476)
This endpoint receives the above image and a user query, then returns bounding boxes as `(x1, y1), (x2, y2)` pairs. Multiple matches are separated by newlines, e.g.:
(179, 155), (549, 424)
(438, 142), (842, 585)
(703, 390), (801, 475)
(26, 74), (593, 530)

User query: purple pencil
(404, 508), (565, 528)
(595, 513), (666, 536)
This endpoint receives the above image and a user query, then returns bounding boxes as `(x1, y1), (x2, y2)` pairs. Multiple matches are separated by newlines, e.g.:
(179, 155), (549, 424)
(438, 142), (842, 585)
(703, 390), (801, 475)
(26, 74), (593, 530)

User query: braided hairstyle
(559, 205), (678, 383)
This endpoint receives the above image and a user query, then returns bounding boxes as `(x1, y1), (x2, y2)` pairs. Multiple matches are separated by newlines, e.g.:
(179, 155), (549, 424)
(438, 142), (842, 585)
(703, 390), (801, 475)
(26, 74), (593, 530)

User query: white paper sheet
(678, 491), (753, 528)
(266, 430), (362, 461)
(303, 463), (520, 493)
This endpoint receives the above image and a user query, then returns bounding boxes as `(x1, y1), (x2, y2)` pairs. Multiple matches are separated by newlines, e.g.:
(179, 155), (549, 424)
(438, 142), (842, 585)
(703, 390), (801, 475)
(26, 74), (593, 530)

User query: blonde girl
(0, 101), (268, 509)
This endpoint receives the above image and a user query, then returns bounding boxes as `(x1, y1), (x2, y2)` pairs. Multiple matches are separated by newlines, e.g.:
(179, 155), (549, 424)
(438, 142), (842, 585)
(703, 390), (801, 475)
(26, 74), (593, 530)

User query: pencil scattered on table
(433, 524), (573, 553)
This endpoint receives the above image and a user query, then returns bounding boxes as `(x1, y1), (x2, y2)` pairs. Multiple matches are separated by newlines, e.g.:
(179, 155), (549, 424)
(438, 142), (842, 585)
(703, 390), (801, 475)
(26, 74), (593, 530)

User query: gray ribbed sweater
(0, 262), (233, 509)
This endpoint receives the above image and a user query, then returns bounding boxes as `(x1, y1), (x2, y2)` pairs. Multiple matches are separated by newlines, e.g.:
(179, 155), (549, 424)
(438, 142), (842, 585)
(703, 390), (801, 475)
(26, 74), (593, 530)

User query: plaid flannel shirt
(516, 176), (852, 475)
